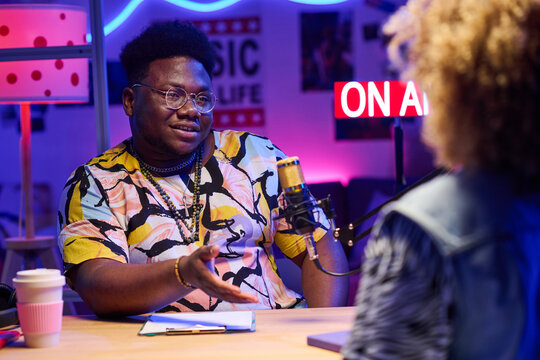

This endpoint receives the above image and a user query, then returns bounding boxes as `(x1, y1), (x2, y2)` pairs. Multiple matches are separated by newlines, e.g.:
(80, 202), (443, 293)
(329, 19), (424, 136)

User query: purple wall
(0, 0), (433, 239)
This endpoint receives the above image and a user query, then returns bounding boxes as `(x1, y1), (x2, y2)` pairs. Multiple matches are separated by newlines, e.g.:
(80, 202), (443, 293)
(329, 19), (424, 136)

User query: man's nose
(176, 95), (200, 116)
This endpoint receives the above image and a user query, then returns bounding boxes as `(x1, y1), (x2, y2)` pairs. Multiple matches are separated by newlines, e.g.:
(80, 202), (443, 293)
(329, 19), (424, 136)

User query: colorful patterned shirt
(58, 130), (328, 311)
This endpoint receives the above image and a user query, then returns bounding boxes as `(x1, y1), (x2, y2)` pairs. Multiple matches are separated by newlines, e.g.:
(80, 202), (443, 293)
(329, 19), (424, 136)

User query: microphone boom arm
(279, 192), (363, 277)
(276, 155), (447, 278)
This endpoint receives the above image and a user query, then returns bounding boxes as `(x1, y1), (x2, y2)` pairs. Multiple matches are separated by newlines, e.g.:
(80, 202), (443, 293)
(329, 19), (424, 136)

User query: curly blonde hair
(384, 0), (540, 184)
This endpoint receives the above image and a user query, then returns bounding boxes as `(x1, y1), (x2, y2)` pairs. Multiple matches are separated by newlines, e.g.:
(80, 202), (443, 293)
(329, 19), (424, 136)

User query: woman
(342, 0), (540, 358)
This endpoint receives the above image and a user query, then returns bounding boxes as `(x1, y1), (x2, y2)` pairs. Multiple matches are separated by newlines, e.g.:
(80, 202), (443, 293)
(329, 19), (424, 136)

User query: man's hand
(179, 245), (258, 304)
(70, 245), (257, 317)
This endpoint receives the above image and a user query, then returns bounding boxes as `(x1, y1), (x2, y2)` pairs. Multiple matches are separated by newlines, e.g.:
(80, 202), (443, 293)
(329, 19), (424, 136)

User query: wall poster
(194, 17), (264, 128)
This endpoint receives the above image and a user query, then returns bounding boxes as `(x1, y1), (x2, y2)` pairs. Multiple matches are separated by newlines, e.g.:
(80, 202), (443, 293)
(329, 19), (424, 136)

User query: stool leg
(40, 248), (63, 270)
(1, 249), (23, 286)
(2, 236), (84, 315)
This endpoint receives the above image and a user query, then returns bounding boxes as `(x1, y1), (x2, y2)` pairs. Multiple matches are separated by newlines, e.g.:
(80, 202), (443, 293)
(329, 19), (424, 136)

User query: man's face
(123, 56), (213, 165)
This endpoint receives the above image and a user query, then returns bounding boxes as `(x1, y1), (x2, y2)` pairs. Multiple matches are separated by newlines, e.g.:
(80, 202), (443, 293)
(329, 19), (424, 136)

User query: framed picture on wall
(301, 12), (353, 91)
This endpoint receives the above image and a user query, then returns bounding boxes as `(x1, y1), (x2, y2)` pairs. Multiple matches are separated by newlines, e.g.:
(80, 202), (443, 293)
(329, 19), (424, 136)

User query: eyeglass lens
(166, 88), (216, 113)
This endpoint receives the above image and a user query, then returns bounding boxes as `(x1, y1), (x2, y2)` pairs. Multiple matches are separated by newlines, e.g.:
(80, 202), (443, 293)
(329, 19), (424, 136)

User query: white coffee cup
(13, 268), (65, 348)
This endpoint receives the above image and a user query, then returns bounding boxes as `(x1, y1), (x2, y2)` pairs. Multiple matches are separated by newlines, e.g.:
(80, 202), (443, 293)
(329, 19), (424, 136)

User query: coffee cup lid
(13, 268), (65, 288)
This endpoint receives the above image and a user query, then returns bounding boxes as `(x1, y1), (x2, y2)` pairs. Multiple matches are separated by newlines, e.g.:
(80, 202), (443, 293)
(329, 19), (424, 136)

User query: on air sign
(334, 80), (429, 118)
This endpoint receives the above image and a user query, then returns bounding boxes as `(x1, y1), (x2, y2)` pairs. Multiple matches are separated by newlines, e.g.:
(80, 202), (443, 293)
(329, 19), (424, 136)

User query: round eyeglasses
(131, 83), (217, 113)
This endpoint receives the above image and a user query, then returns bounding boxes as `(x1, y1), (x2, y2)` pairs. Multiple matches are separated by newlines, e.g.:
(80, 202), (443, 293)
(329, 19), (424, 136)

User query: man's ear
(122, 87), (135, 116)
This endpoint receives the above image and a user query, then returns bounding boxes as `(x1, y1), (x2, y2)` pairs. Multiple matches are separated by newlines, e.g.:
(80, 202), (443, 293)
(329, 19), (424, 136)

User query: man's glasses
(131, 83), (217, 113)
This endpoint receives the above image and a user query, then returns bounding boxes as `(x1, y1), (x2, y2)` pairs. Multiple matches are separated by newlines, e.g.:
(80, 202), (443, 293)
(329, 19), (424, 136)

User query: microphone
(276, 157), (320, 261)
(276, 157), (446, 277)
(277, 156), (359, 277)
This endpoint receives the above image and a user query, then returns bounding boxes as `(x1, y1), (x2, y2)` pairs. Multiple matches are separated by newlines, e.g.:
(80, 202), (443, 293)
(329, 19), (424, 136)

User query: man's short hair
(120, 20), (216, 85)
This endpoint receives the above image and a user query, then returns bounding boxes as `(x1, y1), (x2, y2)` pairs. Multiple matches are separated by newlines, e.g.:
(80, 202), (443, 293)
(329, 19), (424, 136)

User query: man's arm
(291, 233), (349, 307)
(69, 245), (258, 317)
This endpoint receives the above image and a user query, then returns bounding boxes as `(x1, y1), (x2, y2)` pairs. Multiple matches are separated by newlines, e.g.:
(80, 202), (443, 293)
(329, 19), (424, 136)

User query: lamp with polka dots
(0, 4), (88, 282)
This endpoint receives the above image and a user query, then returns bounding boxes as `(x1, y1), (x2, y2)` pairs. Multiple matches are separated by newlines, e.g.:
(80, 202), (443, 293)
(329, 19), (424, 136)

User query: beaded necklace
(130, 139), (203, 244)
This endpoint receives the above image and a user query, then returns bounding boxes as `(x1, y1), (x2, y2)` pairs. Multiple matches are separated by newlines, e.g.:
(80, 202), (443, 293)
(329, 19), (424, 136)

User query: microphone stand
(394, 117), (406, 193)
(278, 195), (363, 277)
(280, 167), (447, 277)
(333, 166), (447, 248)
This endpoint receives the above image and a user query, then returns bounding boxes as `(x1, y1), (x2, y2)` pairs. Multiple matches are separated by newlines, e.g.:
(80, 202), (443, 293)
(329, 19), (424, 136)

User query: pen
(0, 330), (21, 348)
(165, 325), (226, 335)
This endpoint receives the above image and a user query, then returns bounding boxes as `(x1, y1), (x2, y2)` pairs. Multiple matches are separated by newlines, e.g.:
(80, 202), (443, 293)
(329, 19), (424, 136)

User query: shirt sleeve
(57, 165), (129, 276)
(341, 212), (454, 360)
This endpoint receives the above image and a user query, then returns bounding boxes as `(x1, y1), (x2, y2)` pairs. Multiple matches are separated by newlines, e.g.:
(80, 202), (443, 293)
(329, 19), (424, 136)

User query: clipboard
(138, 310), (255, 336)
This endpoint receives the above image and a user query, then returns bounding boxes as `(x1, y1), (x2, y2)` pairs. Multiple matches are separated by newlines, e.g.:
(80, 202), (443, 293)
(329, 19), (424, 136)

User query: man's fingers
(198, 245), (219, 261)
(197, 276), (258, 303)
(184, 245), (258, 304)
(206, 288), (258, 303)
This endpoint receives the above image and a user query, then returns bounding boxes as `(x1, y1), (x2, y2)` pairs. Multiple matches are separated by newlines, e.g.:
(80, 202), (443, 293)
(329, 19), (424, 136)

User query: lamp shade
(0, 4), (88, 103)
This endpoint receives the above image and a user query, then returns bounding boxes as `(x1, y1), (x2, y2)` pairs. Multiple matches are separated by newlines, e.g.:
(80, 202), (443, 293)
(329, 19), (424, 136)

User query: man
(58, 21), (348, 316)
(342, 0), (540, 358)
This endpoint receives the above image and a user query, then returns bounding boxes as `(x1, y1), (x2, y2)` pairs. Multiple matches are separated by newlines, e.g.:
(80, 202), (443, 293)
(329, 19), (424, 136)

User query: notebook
(307, 330), (351, 352)
(138, 310), (255, 336)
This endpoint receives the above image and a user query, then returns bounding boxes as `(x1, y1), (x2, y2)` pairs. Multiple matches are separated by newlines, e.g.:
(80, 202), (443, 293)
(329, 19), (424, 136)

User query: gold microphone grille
(276, 157), (306, 191)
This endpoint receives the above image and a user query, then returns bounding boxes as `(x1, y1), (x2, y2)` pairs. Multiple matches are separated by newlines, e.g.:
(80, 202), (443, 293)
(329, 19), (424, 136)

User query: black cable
(311, 257), (363, 276)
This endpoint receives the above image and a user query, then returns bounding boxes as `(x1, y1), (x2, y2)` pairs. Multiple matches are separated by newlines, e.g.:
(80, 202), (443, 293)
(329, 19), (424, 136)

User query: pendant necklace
(130, 139), (203, 244)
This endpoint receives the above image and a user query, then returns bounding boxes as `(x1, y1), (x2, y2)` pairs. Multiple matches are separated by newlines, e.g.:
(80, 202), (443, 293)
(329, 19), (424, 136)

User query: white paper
(138, 310), (255, 335)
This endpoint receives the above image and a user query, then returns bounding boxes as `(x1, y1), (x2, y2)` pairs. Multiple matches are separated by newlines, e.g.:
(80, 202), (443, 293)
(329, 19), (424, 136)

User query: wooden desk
(3, 307), (356, 359)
